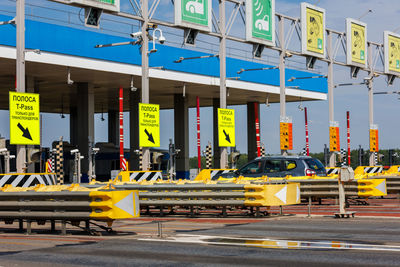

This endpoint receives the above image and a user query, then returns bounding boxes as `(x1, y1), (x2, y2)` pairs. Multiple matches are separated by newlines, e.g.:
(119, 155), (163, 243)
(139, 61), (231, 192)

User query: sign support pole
(196, 96), (201, 170)
(254, 103), (261, 157)
(347, 111), (351, 165)
(141, 0), (150, 170)
(119, 86), (125, 170)
(367, 43), (376, 166)
(304, 107), (310, 156)
(219, 0), (228, 168)
(278, 15), (287, 156)
(327, 30), (336, 167)
(16, 0), (26, 173)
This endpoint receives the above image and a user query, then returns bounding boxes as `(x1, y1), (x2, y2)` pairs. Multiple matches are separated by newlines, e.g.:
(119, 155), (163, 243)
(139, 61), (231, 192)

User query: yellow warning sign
(350, 22), (366, 65)
(9, 92), (40, 145)
(388, 34), (400, 73)
(306, 7), (324, 55)
(89, 190), (140, 220)
(218, 108), (235, 147)
(370, 129), (379, 152)
(139, 103), (160, 147)
(329, 126), (340, 152)
(280, 122), (293, 150)
(357, 179), (386, 197)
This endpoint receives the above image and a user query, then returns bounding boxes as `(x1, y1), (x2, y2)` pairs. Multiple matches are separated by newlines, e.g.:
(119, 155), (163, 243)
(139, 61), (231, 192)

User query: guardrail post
(26, 220), (31, 235)
(61, 220), (66, 235)
(307, 197), (312, 217)
(85, 220), (90, 232)
(190, 206), (194, 217)
(51, 220), (55, 232)
(159, 206), (164, 217)
(279, 206), (283, 216)
(157, 221), (163, 238)
(221, 206), (227, 217)
(19, 219), (23, 231)
(255, 207), (260, 218)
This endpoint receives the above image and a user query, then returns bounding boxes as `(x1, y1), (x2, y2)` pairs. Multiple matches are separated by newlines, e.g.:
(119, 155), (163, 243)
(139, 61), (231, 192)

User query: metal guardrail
(373, 176), (400, 193)
(284, 179), (386, 198)
(0, 189), (140, 234)
(108, 183), (300, 208)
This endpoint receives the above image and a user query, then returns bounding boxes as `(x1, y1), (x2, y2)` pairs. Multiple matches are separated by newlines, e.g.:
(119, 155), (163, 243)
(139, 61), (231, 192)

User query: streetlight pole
(219, 0), (228, 168)
(141, 0), (150, 170)
(327, 30), (336, 167)
(16, 0), (26, 173)
(278, 15), (287, 156)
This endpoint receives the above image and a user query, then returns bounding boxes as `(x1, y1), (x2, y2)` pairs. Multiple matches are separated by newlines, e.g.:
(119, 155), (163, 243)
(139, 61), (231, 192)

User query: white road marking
(138, 234), (400, 252)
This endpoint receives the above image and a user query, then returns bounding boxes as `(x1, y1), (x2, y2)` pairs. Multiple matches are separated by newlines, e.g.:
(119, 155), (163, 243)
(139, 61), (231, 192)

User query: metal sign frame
(384, 31), (400, 76)
(300, 2), (326, 59)
(346, 18), (367, 68)
(174, 0), (212, 32)
(49, 0), (120, 12)
(245, 0), (275, 47)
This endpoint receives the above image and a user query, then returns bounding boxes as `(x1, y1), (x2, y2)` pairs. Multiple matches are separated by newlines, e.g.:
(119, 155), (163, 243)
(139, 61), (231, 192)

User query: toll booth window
(240, 161), (263, 175)
(264, 160), (282, 173)
(285, 160), (297, 171)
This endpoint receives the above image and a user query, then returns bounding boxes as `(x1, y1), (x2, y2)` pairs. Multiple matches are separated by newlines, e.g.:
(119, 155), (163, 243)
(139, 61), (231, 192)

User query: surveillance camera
(130, 31), (142, 38)
(92, 148), (100, 152)
(158, 35), (166, 44)
(364, 76), (372, 81)
(0, 148), (7, 153)
(71, 149), (79, 154)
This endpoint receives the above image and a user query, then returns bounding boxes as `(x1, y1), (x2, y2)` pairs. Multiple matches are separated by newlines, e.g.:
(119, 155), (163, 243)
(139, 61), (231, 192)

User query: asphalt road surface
(0, 216), (399, 266)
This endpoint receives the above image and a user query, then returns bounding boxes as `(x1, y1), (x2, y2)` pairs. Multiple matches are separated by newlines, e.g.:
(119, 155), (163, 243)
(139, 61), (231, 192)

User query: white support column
(16, 0), (26, 173)
(278, 15), (287, 156)
(367, 43), (375, 166)
(141, 0), (150, 170)
(219, 0), (228, 168)
(327, 30), (336, 167)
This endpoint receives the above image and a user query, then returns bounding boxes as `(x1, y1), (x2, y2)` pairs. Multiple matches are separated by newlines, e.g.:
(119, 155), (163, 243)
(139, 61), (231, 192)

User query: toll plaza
(1, 3), (400, 264)
(0, 0), (398, 181)
(0, 3), (329, 181)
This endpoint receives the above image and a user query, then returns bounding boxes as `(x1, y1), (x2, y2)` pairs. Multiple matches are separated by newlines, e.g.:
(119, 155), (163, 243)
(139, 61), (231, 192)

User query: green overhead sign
(175, 0), (212, 32)
(246, 0), (275, 46)
(49, 0), (120, 12)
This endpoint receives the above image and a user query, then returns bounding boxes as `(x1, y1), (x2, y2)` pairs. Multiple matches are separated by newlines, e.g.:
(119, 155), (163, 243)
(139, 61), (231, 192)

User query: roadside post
(335, 166), (355, 218)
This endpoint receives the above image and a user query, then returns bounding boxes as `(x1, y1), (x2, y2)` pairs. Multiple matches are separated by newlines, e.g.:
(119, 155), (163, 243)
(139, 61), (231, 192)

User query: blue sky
(0, 0), (400, 157)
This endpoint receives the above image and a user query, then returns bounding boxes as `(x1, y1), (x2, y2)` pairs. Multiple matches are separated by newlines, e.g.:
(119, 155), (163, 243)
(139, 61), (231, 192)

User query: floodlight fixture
(173, 54), (218, 63)
(237, 66), (278, 74)
(287, 75), (327, 82)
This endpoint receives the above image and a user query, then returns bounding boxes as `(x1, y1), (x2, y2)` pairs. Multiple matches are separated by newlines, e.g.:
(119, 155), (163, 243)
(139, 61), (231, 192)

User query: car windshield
(304, 158), (325, 170)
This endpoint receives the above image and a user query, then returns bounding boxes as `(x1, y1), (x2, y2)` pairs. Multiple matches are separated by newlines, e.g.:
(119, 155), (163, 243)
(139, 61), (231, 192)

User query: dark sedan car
(217, 156), (327, 179)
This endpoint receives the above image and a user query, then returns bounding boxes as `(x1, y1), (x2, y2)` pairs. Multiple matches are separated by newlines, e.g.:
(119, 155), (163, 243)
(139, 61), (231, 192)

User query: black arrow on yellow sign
(144, 129), (155, 144)
(223, 129), (231, 143)
(17, 123), (32, 140)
